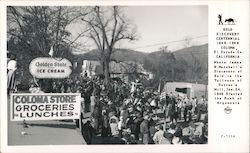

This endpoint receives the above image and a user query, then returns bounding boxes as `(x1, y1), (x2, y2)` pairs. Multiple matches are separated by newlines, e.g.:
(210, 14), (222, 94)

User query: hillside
(173, 44), (208, 71)
(149, 44), (208, 71)
(76, 48), (147, 63)
(75, 44), (208, 85)
(76, 44), (208, 69)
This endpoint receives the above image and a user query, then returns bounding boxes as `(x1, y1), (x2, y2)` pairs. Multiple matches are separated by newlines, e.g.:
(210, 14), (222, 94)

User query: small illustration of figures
(225, 18), (235, 25)
(218, 14), (223, 25)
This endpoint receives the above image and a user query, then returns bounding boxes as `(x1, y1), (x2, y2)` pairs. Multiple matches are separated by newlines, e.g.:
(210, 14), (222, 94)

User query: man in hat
(153, 125), (165, 144)
(109, 116), (119, 137)
(183, 97), (193, 122)
(140, 115), (150, 144)
(182, 122), (195, 144)
(91, 105), (99, 133)
(90, 93), (96, 114)
(101, 110), (109, 138)
(192, 122), (206, 144)
(82, 120), (94, 144)
(196, 96), (207, 122)
(172, 131), (183, 145)
(168, 123), (176, 135)
(162, 132), (173, 144)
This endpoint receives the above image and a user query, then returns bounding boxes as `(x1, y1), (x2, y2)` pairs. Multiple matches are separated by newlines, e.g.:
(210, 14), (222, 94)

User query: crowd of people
(28, 75), (208, 145)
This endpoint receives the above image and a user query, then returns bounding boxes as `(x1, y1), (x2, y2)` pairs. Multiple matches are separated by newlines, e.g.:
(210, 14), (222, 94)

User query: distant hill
(173, 44), (208, 71)
(75, 48), (147, 63)
(76, 44), (208, 69)
(150, 44), (208, 70)
(76, 43), (208, 84)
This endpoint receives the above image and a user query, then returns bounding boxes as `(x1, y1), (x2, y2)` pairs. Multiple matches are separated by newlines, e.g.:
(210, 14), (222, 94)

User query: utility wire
(132, 35), (208, 50)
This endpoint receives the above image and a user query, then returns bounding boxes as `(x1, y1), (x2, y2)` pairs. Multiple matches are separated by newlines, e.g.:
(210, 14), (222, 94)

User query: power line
(150, 51), (208, 56)
(132, 35), (208, 50)
(173, 50), (208, 55)
(174, 52), (208, 56)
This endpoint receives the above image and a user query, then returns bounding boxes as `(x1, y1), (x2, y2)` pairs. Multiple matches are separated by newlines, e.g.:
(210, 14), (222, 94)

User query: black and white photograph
(6, 5), (208, 145)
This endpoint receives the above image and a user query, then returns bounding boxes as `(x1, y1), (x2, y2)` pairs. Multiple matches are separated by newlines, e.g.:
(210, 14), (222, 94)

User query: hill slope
(76, 48), (147, 63)
(148, 44), (208, 69)
(77, 44), (208, 65)
(173, 44), (208, 71)
(75, 44), (208, 84)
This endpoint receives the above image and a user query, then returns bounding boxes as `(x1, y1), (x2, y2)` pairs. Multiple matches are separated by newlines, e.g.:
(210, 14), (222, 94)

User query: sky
(122, 6), (208, 52)
(71, 6), (208, 53)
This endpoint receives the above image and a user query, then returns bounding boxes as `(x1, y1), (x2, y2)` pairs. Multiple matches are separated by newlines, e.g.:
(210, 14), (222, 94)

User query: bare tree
(190, 52), (202, 82)
(81, 6), (138, 85)
(7, 6), (89, 57)
(7, 6), (91, 89)
(159, 45), (169, 54)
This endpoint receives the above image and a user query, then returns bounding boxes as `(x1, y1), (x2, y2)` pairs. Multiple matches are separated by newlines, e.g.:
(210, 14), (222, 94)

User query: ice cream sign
(29, 57), (72, 78)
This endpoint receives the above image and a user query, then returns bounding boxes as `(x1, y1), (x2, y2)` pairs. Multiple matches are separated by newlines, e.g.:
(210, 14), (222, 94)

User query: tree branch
(110, 6), (118, 47)
(94, 6), (111, 56)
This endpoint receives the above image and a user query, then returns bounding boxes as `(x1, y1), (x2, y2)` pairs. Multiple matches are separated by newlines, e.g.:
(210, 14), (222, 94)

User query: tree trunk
(171, 68), (175, 81)
(103, 57), (110, 85)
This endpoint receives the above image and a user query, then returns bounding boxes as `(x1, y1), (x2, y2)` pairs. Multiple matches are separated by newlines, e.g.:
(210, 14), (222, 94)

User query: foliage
(143, 51), (188, 88)
(7, 6), (88, 86)
(7, 6), (88, 56)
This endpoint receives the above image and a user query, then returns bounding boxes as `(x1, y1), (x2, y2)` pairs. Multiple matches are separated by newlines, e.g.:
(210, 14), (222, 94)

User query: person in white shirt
(7, 54), (17, 94)
(110, 117), (119, 137)
(90, 94), (96, 114)
(197, 96), (206, 121)
(153, 125), (168, 144)
(190, 97), (197, 115)
(176, 98), (183, 120)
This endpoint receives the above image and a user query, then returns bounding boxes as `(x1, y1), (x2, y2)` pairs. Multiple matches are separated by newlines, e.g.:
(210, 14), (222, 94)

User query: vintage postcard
(0, 0), (249, 153)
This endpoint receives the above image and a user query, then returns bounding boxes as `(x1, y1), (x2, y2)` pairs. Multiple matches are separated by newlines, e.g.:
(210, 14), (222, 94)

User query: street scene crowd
(28, 74), (208, 145)
(7, 6), (208, 146)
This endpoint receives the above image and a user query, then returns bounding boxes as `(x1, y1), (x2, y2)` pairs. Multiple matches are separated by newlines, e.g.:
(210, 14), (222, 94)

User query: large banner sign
(29, 57), (72, 78)
(10, 93), (81, 121)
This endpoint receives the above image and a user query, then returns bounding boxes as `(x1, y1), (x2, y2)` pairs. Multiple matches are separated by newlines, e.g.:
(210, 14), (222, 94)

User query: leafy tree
(143, 51), (177, 88)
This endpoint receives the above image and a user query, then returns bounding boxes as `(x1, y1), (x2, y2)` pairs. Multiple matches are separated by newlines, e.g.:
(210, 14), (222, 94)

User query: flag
(160, 91), (166, 101)
(158, 80), (163, 93)
(48, 45), (54, 57)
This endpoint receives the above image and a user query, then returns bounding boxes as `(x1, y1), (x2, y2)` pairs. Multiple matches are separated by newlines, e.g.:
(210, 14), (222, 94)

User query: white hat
(108, 100), (113, 105)
(125, 128), (131, 134)
(143, 115), (149, 120)
(172, 137), (182, 145)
